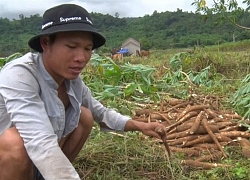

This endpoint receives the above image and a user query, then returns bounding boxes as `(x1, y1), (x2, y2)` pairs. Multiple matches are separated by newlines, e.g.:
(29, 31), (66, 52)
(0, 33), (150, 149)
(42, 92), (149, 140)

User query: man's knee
(0, 128), (33, 180)
(79, 106), (94, 129)
(0, 127), (31, 165)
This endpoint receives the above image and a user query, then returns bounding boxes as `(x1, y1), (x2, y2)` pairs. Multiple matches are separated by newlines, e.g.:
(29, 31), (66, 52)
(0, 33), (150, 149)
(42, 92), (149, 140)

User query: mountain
(0, 9), (250, 56)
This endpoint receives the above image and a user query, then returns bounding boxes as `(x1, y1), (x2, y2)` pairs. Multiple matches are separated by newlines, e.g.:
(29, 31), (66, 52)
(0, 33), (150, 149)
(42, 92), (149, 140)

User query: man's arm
(0, 62), (80, 179)
(81, 82), (130, 131)
(80, 82), (166, 137)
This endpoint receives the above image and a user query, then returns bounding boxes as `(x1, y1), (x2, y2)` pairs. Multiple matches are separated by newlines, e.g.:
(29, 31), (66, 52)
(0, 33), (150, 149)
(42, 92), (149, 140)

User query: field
(1, 41), (250, 180)
(73, 41), (250, 180)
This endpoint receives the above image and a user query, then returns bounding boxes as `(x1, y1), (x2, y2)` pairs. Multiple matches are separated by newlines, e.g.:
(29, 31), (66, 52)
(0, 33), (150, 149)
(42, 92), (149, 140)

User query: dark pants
(34, 166), (45, 180)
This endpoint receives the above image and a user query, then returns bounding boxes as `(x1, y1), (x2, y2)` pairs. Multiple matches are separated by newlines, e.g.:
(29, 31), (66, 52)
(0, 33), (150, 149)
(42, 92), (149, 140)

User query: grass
(74, 124), (250, 180)
(76, 41), (250, 179)
(74, 125), (185, 180)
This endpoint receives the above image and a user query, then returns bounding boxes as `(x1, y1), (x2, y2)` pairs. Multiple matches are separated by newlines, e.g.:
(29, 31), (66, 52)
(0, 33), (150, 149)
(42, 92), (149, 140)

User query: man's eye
(67, 45), (76, 49)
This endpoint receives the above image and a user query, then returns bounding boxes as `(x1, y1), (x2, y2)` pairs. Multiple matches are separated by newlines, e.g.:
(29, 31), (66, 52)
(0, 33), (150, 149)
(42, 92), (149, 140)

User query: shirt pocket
(46, 104), (65, 139)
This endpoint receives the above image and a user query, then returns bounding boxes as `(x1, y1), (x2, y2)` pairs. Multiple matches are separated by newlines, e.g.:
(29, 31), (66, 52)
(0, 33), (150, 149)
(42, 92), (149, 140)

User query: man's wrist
(124, 119), (143, 132)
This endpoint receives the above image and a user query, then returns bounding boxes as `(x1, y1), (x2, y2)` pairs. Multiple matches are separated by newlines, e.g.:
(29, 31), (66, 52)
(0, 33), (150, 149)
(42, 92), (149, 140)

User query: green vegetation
(74, 131), (249, 180)
(1, 5), (250, 178)
(74, 41), (250, 179)
(1, 40), (250, 179)
(2, 9), (250, 56)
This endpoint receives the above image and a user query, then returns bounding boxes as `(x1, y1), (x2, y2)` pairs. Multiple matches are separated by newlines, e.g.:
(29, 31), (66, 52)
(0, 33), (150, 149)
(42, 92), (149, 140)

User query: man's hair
(48, 34), (57, 44)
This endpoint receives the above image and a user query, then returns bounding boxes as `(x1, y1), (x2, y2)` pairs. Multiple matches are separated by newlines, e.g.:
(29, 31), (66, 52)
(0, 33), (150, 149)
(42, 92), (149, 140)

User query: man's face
(41, 31), (93, 84)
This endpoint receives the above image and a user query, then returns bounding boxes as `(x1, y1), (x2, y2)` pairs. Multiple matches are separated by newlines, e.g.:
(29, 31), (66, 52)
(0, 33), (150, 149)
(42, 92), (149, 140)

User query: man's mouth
(70, 67), (82, 74)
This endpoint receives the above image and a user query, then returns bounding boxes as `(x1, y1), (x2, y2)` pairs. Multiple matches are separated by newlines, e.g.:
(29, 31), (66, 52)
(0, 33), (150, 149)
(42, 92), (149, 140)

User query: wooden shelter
(121, 38), (140, 55)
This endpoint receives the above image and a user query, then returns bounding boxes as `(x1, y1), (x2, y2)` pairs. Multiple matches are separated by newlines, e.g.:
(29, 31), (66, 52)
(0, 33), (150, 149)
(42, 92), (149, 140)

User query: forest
(1, 8), (250, 56)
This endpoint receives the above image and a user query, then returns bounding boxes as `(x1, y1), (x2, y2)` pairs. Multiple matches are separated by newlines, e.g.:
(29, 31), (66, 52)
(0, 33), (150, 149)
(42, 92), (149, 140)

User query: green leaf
(4, 52), (22, 64)
(124, 83), (137, 97)
(137, 84), (144, 93)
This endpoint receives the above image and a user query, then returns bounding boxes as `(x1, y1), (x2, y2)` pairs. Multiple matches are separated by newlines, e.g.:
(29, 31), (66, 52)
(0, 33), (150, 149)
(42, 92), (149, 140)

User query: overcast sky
(0, 0), (211, 20)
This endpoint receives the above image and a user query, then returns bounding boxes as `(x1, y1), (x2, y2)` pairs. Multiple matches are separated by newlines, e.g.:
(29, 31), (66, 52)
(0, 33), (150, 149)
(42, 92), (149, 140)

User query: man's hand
(124, 120), (171, 156)
(124, 120), (166, 139)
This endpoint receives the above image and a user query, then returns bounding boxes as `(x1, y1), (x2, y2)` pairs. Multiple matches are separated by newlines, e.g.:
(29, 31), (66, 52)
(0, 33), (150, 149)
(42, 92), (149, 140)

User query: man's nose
(74, 51), (86, 62)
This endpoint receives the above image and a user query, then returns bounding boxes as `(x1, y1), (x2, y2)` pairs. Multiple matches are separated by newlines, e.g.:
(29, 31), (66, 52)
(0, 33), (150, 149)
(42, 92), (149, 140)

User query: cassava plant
(231, 73), (250, 130)
(83, 53), (160, 103)
(0, 52), (23, 69)
(161, 52), (214, 99)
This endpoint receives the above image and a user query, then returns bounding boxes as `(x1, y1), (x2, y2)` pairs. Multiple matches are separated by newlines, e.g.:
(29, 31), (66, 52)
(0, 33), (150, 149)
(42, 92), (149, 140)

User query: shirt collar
(36, 53), (58, 90)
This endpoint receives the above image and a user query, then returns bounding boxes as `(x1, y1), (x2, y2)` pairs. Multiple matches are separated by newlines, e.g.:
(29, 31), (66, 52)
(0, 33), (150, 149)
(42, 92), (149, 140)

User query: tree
(140, 37), (152, 50)
(114, 12), (120, 18)
(19, 14), (24, 20)
(192, 0), (250, 29)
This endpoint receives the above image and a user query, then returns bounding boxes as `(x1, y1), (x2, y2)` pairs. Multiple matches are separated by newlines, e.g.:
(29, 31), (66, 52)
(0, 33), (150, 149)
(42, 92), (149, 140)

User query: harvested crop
(155, 126), (171, 156)
(237, 137), (250, 158)
(189, 111), (203, 134)
(181, 160), (232, 170)
(202, 118), (227, 157)
(132, 94), (250, 169)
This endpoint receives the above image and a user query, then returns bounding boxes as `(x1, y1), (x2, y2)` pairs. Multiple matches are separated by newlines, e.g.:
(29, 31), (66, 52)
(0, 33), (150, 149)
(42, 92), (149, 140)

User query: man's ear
(40, 36), (50, 51)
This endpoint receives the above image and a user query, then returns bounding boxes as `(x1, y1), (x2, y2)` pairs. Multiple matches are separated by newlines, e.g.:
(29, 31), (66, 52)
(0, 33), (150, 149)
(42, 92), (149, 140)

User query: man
(0, 4), (166, 180)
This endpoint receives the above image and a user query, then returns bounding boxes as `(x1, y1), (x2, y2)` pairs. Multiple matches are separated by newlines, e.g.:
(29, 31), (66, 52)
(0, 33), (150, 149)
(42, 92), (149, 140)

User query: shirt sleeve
(0, 63), (80, 179)
(81, 82), (131, 131)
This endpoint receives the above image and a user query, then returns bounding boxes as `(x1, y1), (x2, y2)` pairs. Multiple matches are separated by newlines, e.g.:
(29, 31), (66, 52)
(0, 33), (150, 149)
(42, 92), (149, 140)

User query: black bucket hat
(28, 4), (106, 52)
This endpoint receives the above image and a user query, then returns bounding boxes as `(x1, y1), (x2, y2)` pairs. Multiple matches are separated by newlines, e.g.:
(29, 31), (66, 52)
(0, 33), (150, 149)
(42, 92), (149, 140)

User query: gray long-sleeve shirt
(0, 52), (131, 179)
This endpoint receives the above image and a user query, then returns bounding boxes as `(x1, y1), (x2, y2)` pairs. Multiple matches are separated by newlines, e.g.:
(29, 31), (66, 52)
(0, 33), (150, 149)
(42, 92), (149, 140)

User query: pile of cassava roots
(132, 95), (250, 170)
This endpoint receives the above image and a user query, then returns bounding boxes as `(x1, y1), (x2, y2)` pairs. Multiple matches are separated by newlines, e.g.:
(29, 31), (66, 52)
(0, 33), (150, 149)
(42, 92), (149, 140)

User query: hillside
(1, 9), (250, 56)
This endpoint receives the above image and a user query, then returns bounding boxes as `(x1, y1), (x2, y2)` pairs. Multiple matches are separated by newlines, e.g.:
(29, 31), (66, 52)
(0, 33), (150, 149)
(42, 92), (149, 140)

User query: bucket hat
(28, 4), (106, 52)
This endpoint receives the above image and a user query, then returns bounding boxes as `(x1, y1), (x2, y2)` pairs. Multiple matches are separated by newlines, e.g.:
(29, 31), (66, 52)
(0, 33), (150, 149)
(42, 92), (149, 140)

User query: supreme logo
(86, 17), (93, 25)
(42, 21), (53, 29)
(60, 17), (82, 22)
